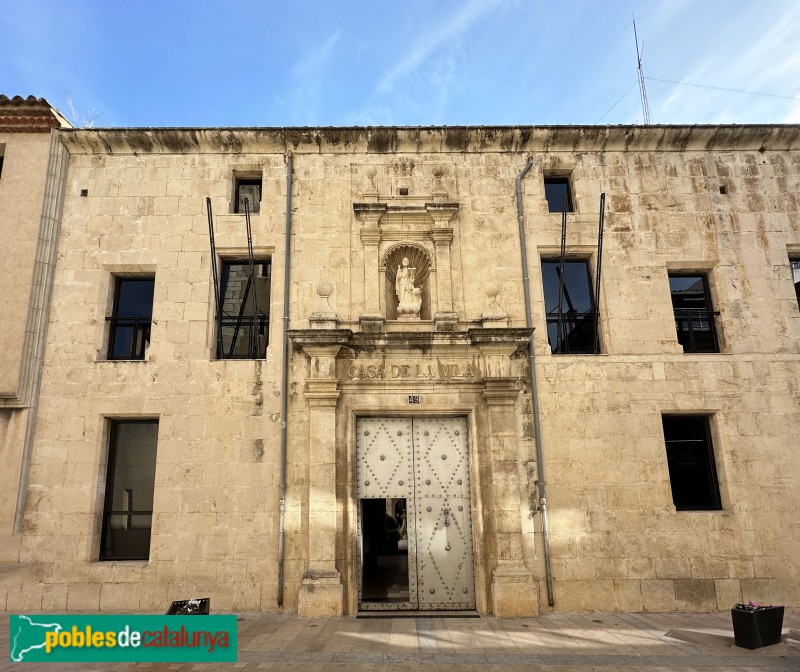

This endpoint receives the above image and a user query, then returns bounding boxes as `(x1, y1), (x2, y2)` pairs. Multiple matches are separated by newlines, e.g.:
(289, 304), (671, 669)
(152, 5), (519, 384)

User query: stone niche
(354, 162), (459, 332)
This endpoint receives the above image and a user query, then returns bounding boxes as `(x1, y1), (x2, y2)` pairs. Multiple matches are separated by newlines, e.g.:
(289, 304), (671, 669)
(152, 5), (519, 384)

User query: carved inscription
(346, 361), (479, 380)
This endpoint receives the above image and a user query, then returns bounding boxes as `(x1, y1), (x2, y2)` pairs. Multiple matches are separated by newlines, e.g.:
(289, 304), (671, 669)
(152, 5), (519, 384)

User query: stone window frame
(542, 169), (575, 213)
(97, 265), (158, 363)
(667, 272), (721, 354)
(539, 256), (600, 355)
(106, 276), (155, 361)
(231, 169), (263, 215)
(98, 418), (160, 562)
(786, 246), (800, 312)
(211, 246), (274, 361)
(660, 414), (723, 511)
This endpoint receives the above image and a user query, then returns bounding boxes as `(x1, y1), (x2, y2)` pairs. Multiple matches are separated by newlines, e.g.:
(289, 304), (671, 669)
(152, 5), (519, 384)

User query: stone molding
(2, 132), (69, 408)
(58, 125), (800, 155)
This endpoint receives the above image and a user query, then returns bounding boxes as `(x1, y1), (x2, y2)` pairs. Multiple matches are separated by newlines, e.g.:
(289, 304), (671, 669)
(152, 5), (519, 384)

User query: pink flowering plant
(734, 600), (776, 611)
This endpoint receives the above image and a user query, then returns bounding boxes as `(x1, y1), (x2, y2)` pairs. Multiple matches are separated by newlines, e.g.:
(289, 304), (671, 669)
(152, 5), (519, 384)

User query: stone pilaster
(297, 345), (343, 616)
(432, 229), (457, 330)
(479, 340), (539, 617)
(355, 203), (386, 331)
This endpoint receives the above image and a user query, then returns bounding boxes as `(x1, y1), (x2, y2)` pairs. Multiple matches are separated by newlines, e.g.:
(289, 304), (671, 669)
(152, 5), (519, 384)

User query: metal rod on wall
(206, 197), (224, 359)
(244, 198), (259, 357)
(593, 193), (606, 354)
(556, 199), (568, 354)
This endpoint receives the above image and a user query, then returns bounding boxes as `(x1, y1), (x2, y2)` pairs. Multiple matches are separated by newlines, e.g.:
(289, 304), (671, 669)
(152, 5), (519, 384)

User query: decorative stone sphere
(485, 282), (500, 299)
(365, 166), (377, 179)
(433, 166), (445, 179)
(316, 281), (334, 298)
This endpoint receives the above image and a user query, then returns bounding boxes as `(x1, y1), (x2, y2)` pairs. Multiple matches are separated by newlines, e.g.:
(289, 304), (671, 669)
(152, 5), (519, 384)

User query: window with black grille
(107, 277), (154, 360)
(217, 259), (270, 359)
(661, 415), (722, 511)
(668, 274), (719, 353)
(541, 259), (599, 354)
(100, 420), (158, 560)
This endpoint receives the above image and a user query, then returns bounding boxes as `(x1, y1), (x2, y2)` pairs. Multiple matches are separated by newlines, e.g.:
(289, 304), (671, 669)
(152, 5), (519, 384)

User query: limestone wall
(0, 130), (55, 558)
(5, 126), (799, 613)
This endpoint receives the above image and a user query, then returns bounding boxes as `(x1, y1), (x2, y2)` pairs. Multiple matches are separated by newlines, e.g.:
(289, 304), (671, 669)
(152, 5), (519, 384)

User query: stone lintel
(426, 203), (458, 228)
(305, 379), (340, 405)
(298, 569), (343, 617)
(309, 313), (338, 330)
(431, 229), (454, 245)
(482, 378), (519, 405)
(358, 315), (385, 333)
(481, 317), (510, 328)
(434, 311), (459, 332)
(492, 566), (538, 617)
(468, 327), (533, 347)
(353, 202), (388, 219)
(352, 330), (469, 349)
(288, 329), (353, 351)
(360, 229), (382, 246)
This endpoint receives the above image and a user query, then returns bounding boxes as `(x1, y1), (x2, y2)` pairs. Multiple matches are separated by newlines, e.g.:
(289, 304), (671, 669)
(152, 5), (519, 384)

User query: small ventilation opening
(80, 188), (89, 197)
(719, 185), (727, 195)
(399, 187), (409, 196)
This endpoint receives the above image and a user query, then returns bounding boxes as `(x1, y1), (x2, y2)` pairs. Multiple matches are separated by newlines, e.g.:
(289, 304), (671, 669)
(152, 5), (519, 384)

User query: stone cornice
(57, 125), (800, 155)
(288, 327), (532, 352)
(288, 329), (354, 350)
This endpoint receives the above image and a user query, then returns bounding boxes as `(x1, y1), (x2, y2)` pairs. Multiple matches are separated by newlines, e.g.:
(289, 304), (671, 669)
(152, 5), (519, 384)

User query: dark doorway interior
(360, 498), (409, 603)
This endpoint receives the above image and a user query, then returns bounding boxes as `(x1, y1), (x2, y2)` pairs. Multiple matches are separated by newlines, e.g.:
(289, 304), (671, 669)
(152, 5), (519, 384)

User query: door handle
(444, 507), (450, 527)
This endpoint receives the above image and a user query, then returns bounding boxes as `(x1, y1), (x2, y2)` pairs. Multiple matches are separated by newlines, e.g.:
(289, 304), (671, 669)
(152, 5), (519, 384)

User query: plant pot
(166, 598), (211, 615)
(731, 605), (784, 649)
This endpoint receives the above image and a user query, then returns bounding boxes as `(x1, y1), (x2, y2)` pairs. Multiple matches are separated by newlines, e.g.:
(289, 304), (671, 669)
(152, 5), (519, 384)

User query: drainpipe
(516, 157), (555, 607)
(277, 152), (293, 606)
(13, 132), (69, 534)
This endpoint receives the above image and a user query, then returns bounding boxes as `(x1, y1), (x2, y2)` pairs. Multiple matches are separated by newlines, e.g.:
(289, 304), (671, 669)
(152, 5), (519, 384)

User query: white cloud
(376, 0), (506, 95)
(292, 30), (341, 80)
(276, 30), (341, 125)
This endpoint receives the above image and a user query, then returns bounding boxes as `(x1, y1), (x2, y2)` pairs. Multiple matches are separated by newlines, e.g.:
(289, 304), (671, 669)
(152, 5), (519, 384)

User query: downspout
(515, 157), (555, 607)
(277, 152), (293, 606)
(13, 132), (70, 534)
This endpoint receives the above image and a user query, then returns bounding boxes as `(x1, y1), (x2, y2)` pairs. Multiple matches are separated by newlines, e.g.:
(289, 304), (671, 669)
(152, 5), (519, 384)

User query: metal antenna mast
(633, 15), (651, 125)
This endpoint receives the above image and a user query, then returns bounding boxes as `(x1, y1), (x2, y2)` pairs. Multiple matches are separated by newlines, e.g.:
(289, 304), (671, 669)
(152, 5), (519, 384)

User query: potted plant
(731, 601), (784, 649)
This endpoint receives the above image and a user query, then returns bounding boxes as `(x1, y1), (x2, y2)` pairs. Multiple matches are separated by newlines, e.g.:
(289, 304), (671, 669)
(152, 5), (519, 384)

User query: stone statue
(395, 257), (422, 320)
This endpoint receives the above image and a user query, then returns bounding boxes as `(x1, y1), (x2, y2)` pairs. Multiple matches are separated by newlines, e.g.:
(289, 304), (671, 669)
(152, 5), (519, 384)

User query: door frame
(343, 406), (487, 615)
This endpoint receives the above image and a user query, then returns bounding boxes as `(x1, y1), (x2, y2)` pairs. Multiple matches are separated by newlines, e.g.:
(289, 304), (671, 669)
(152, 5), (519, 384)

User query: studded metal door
(356, 417), (475, 611)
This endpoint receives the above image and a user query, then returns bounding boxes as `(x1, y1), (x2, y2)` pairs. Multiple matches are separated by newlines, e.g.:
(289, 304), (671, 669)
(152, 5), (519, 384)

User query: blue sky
(2, 0), (800, 127)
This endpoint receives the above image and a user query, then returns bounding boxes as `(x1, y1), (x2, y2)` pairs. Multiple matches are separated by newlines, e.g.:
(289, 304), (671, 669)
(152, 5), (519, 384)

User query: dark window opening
(218, 259), (270, 359)
(791, 259), (800, 309)
(719, 185), (727, 195)
(541, 259), (598, 354)
(0, 155), (4, 179)
(235, 177), (262, 214)
(100, 420), (158, 560)
(107, 277), (154, 360)
(544, 177), (573, 212)
(669, 274), (719, 353)
(661, 415), (721, 511)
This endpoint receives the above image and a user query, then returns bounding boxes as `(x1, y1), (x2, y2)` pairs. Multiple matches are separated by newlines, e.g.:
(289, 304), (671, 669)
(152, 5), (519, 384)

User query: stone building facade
(1, 123), (799, 616)
(0, 96), (71, 585)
